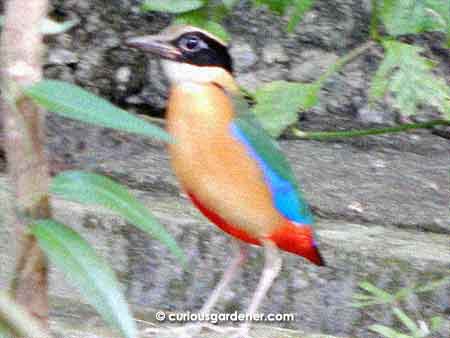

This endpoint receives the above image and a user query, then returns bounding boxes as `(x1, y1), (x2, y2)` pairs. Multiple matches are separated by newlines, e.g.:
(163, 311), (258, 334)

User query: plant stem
(316, 40), (376, 86)
(240, 33), (376, 101)
(239, 85), (256, 101)
(291, 120), (450, 140)
(0, 0), (51, 326)
(370, 0), (381, 42)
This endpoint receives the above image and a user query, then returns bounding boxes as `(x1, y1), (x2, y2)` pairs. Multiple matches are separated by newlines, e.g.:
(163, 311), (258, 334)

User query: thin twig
(316, 40), (376, 86)
(370, 0), (381, 42)
(291, 120), (450, 140)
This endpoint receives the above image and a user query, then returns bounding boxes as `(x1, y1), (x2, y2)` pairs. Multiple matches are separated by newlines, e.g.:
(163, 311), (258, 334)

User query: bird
(126, 25), (324, 337)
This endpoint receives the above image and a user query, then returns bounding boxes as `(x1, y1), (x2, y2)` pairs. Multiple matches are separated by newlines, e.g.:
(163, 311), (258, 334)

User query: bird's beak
(125, 34), (182, 61)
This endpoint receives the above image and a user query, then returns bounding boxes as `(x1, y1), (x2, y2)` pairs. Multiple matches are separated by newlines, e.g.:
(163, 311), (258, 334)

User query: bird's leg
(234, 240), (282, 338)
(174, 240), (248, 338)
(200, 240), (248, 315)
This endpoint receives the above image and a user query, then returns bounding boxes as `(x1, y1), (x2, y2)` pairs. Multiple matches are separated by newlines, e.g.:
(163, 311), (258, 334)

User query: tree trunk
(0, 0), (51, 325)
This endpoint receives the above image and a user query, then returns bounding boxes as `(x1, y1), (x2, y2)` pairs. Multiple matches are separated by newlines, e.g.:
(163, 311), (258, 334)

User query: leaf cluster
(141, 0), (316, 41)
(141, 0), (235, 42)
(0, 80), (186, 338)
(353, 277), (450, 338)
(379, 0), (449, 37)
(141, 0), (450, 137)
(370, 40), (450, 120)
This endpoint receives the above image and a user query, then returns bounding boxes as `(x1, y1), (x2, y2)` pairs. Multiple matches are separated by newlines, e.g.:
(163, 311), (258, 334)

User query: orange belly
(188, 192), (260, 245)
(188, 192), (324, 266)
(167, 82), (284, 239)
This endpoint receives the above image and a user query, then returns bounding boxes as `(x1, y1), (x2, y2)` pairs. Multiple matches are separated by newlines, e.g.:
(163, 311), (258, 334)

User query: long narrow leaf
(352, 293), (376, 301)
(31, 220), (136, 338)
(24, 80), (172, 143)
(40, 17), (79, 35)
(0, 292), (52, 338)
(351, 300), (386, 308)
(0, 16), (78, 35)
(141, 0), (204, 13)
(393, 307), (420, 334)
(369, 324), (411, 338)
(358, 281), (394, 302)
(51, 170), (186, 266)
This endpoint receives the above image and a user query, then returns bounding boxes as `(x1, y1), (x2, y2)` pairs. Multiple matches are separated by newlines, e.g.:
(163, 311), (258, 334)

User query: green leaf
(430, 316), (443, 331)
(252, 81), (319, 137)
(174, 11), (230, 43)
(0, 16), (79, 35)
(253, 0), (292, 14)
(394, 287), (415, 301)
(358, 281), (394, 302)
(30, 220), (136, 338)
(0, 320), (13, 338)
(379, 0), (449, 36)
(222, 0), (239, 10)
(209, 4), (231, 23)
(351, 300), (387, 308)
(40, 17), (79, 35)
(370, 40), (450, 118)
(141, 0), (205, 13)
(369, 324), (412, 338)
(252, 0), (315, 31)
(352, 292), (376, 301)
(393, 307), (420, 335)
(24, 80), (172, 143)
(287, 0), (315, 32)
(51, 171), (186, 266)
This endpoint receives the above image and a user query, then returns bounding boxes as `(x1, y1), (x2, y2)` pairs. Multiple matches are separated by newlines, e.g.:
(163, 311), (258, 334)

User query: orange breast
(166, 82), (286, 239)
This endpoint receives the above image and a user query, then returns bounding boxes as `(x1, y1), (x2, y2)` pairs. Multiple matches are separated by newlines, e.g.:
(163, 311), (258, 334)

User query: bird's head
(125, 25), (238, 92)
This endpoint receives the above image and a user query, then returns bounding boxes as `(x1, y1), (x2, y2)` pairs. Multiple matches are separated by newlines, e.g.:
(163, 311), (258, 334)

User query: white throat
(161, 60), (223, 85)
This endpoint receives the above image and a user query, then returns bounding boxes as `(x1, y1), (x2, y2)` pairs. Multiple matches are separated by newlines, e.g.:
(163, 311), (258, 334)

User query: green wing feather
(230, 94), (314, 223)
(231, 95), (299, 188)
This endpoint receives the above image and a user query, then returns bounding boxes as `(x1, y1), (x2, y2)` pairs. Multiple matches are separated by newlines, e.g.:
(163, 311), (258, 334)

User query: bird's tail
(269, 221), (325, 266)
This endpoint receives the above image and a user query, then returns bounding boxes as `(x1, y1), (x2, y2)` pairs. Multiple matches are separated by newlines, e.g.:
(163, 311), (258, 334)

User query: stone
(288, 50), (339, 82)
(47, 48), (79, 65)
(262, 42), (289, 64)
(3, 124), (449, 336)
(229, 39), (258, 72)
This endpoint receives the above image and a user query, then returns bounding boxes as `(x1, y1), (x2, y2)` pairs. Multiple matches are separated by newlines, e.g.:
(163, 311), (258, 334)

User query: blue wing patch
(230, 122), (314, 224)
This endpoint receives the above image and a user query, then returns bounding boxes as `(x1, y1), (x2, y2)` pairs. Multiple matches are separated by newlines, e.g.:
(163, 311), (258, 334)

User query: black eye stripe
(171, 32), (233, 73)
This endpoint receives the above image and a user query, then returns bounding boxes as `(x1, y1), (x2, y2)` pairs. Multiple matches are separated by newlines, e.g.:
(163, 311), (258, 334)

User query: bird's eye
(180, 35), (201, 51)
